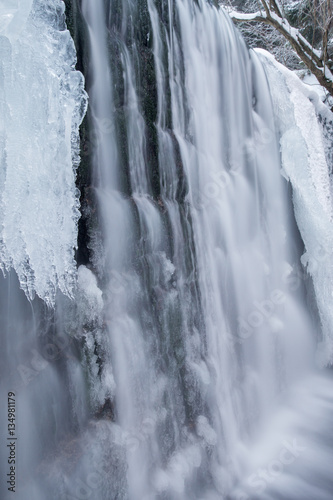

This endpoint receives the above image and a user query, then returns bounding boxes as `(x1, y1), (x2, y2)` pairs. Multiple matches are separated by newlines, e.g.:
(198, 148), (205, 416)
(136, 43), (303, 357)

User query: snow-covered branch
(227, 1), (333, 99)
(229, 11), (266, 22)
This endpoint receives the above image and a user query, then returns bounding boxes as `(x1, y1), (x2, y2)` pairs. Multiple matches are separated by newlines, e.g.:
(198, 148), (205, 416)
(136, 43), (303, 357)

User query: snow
(257, 49), (333, 364)
(299, 72), (328, 102)
(0, 0), (87, 306)
(228, 5), (329, 82)
(229, 10), (265, 21)
(273, 10), (322, 62)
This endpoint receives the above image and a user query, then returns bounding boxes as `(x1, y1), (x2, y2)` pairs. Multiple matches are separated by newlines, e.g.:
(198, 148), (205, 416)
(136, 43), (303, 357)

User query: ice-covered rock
(0, 0), (87, 306)
(258, 49), (333, 364)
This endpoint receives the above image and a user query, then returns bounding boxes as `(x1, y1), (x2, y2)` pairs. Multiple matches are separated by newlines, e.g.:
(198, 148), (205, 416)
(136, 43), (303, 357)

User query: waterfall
(1, 0), (333, 499)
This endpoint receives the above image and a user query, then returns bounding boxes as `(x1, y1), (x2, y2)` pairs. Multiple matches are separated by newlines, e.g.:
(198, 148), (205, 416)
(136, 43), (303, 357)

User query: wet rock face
(64, 0), (159, 261)
(96, 397), (116, 420)
(63, 0), (94, 268)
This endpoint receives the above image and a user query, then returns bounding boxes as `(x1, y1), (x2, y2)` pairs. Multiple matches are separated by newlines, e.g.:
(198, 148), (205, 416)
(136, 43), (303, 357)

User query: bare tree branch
(226, 0), (333, 98)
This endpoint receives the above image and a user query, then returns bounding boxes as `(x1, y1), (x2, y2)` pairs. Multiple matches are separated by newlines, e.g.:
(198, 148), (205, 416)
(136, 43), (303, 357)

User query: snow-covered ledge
(258, 49), (333, 366)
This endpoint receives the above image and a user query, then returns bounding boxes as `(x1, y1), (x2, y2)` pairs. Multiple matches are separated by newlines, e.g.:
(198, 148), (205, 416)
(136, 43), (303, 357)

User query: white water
(76, 0), (333, 499)
(1, 0), (333, 499)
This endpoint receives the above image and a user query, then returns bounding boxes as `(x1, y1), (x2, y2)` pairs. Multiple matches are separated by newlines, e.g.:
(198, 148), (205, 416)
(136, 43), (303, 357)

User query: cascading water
(1, 0), (333, 499)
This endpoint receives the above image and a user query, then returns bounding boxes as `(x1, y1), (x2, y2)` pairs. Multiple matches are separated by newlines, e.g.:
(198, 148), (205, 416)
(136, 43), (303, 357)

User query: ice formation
(258, 49), (333, 364)
(0, 0), (87, 306)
